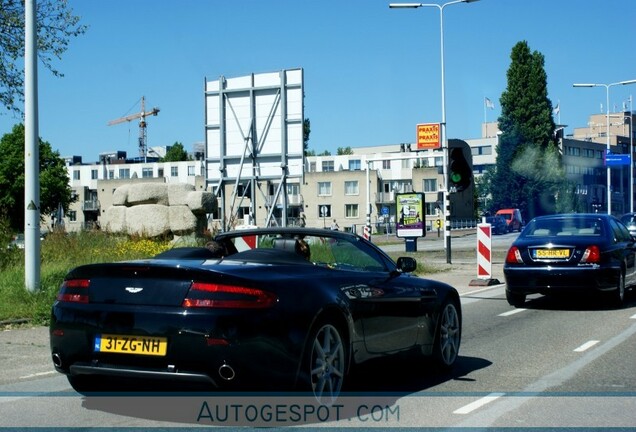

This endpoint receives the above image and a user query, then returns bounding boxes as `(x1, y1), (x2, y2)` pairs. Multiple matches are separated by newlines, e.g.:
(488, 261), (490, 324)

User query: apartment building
(54, 111), (635, 234)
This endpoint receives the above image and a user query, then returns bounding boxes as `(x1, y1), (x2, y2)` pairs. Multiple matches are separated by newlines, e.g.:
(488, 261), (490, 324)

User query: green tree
(303, 118), (311, 156)
(0, 124), (73, 231)
(1, 0), (87, 113)
(161, 142), (189, 162)
(337, 146), (353, 155)
(490, 41), (564, 220)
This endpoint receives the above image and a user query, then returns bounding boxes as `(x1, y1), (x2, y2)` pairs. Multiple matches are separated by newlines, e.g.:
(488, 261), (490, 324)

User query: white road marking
(453, 392), (506, 415)
(499, 308), (527, 317)
(630, 313), (636, 320)
(573, 340), (600, 352)
(19, 371), (56, 380)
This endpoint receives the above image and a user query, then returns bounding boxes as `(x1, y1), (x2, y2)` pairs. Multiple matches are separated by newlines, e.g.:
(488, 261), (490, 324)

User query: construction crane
(108, 96), (160, 159)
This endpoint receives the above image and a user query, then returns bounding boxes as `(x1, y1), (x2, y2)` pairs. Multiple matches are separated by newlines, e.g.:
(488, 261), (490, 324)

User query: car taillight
(505, 246), (523, 264)
(182, 282), (278, 309)
(57, 279), (90, 303)
(580, 245), (601, 263)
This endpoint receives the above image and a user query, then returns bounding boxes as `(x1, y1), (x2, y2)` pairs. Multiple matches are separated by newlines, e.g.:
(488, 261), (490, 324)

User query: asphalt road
(1, 231), (635, 428)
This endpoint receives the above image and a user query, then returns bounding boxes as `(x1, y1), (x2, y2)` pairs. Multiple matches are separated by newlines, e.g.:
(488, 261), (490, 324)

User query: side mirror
(396, 257), (417, 273)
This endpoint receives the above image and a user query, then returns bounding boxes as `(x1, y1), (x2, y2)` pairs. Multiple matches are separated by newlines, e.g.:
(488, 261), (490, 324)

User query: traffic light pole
(443, 134), (452, 264)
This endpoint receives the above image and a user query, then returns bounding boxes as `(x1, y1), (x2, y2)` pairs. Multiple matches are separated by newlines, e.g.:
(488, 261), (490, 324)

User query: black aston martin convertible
(50, 227), (461, 404)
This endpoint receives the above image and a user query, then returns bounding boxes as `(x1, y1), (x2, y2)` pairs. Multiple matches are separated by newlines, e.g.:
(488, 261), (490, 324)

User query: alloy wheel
(309, 323), (345, 405)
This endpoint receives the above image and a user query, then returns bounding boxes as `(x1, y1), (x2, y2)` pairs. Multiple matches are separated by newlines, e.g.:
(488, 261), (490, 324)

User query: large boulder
(127, 183), (169, 206)
(126, 204), (170, 237)
(169, 205), (198, 235)
(167, 183), (197, 206)
(102, 182), (213, 238)
(101, 206), (127, 232)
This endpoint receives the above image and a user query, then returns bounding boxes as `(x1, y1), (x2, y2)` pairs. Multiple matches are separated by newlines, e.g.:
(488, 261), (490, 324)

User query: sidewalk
(424, 258), (505, 295)
(372, 232), (506, 294)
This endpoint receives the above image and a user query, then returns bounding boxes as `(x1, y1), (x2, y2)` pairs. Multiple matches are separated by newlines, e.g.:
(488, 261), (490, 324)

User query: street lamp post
(629, 96), (634, 213)
(573, 79), (636, 215)
(390, 0), (480, 264)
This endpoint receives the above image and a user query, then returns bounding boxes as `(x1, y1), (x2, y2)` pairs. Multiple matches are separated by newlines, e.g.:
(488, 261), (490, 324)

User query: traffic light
(448, 143), (472, 193)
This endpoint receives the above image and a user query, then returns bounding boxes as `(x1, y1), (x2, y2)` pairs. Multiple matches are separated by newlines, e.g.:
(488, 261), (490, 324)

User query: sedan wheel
(612, 271), (626, 307)
(506, 290), (526, 307)
(307, 323), (345, 405)
(432, 300), (461, 369)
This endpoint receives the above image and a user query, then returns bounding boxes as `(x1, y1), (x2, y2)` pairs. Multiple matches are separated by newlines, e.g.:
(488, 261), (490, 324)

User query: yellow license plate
(535, 249), (569, 259)
(95, 334), (167, 356)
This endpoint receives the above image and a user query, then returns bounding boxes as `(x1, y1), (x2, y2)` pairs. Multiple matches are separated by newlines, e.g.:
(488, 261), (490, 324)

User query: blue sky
(1, 0), (635, 161)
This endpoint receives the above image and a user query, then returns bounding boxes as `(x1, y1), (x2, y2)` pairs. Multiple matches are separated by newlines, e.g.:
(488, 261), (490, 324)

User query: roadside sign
(416, 123), (441, 150)
(605, 152), (631, 167)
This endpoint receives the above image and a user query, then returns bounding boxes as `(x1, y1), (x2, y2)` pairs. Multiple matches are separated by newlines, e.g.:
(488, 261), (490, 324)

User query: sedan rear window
(526, 219), (603, 237)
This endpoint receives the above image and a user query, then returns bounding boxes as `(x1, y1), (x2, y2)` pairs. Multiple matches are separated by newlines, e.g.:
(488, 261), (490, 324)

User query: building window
(309, 162), (316, 172)
(434, 156), (443, 167)
(158, 168), (164, 177)
(425, 202), (437, 216)
(423, 178), (437, 192)
(348, 159), (361, 171)
(322, 161), (334, 172)
(344, 181), (359, 195)
(318, 181), (332, 196)
(142, 167), (153, 178)
(73, 170), (80, 180)
(91, 169), (98, 180)
(171, 166), (178, 177)
(68, 211), (77, 222)
(287, 183), (300, 195)
(108, 170), (114, 179)
(187, 165), (195, 176)
(119, 168), (130, 179)
(583, 148), (595, 158)
(382, 160), (391, 169)
(472, 146), (491, 156)
(345, 204), (358, 218)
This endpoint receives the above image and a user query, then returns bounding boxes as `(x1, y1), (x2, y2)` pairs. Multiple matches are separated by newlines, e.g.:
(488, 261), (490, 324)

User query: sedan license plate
(94, 334), (167, 356)
(534, 249), (570, 259)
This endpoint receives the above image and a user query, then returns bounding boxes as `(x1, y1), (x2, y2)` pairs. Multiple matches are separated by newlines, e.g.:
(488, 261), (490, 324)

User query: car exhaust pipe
(52, 353), (62, 368)
(218, 363), (235, 381)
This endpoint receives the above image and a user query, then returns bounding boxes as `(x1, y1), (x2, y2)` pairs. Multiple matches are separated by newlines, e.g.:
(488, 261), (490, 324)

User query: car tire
(300, 322), (346, 405)
(431, 298), (461, 369)
(611, 271), (626, 307)
(506, 290), (526, 307)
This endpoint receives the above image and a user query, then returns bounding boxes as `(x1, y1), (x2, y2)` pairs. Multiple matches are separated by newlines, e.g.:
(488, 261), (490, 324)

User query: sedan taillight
(182, 282), (278, 309)
(505, 246), (523, 264)
(580, 245), (601, 263)
(57, 279), (90, 303)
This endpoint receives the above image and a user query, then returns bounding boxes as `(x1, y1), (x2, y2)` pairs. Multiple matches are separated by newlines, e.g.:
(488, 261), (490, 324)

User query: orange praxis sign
(416, 123), (441, 150)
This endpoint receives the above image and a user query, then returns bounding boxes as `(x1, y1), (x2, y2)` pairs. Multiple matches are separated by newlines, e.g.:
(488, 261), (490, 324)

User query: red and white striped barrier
(363, 225), (371, 241)
(476, 223), (492, 279)
(235, 235), (257, 252)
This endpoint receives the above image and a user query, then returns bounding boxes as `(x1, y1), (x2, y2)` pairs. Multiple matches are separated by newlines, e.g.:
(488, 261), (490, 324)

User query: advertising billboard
(396, 192), (425, 238)
(416, 123), (441, 150)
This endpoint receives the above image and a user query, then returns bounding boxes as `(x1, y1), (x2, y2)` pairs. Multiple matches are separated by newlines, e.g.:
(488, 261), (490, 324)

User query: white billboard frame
(204, 69), (304, 230)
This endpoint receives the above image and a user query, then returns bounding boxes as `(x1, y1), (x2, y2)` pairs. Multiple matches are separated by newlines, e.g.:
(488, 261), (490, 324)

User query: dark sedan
(50, 227), (461, 404)
(485, 216), (508, 235)
(503, 213), (636, 307)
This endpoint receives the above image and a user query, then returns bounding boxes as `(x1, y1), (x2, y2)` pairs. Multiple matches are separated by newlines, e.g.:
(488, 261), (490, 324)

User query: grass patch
(0, 229), (456, 327)
(0, 230), (174, 326)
